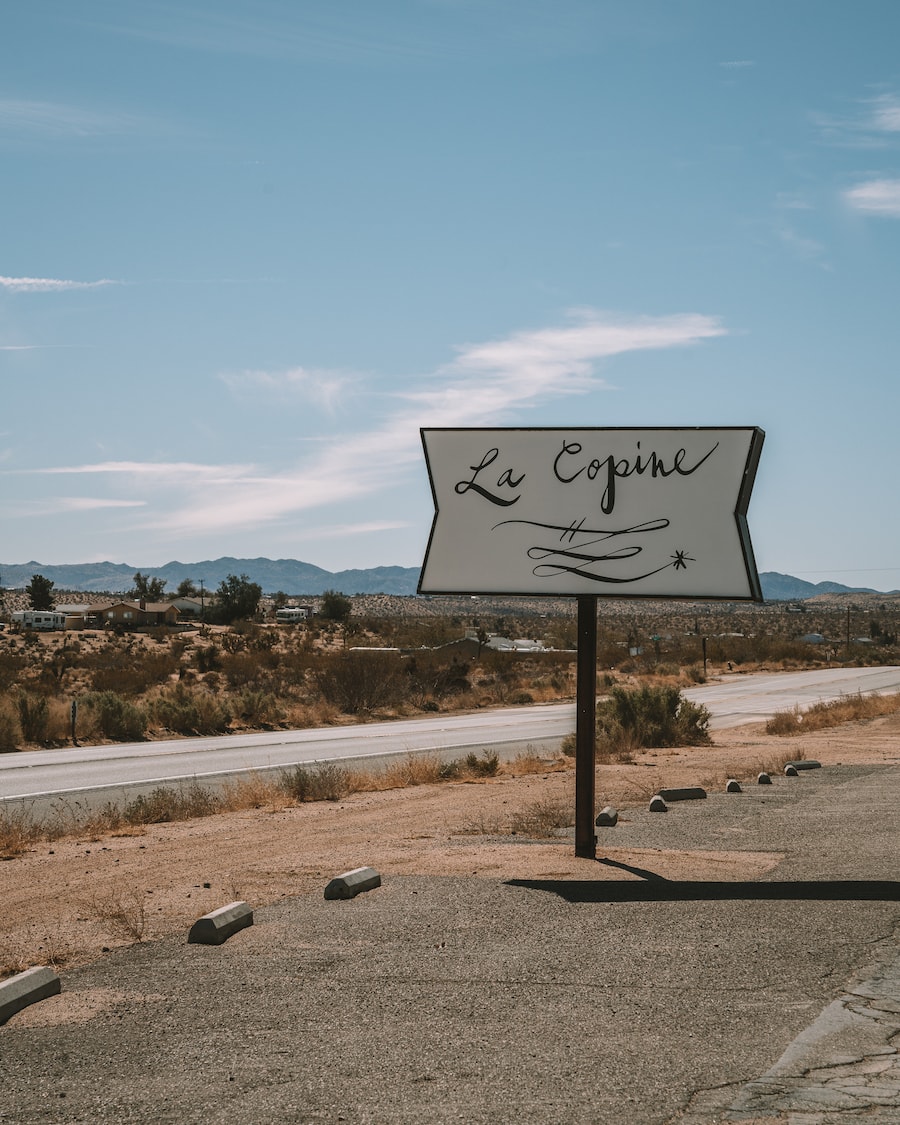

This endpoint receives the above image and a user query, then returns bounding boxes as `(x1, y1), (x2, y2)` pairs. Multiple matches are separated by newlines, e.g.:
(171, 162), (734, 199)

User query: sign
(419, 427), (764, 600)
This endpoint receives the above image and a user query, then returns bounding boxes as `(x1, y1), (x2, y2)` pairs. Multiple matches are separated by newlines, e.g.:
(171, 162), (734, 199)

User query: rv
(11, 610), (67, 631)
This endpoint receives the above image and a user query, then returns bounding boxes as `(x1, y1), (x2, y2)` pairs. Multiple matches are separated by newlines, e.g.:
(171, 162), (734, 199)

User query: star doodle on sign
(671, 549), (695, 570)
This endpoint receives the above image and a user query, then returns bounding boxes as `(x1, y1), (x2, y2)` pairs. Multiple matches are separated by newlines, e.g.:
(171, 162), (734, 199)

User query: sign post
(419, 426), (764, 858)
(575, 595), (598, 857)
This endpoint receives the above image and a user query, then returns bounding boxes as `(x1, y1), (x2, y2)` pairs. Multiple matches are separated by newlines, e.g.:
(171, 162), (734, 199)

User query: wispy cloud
(98, 6), (437, 65)
(24, 460), (254, 481)
(814, 91), (900, 148)
(0, 99), (148, 138)
(843, 178), (900, 217)
(719, 60), (755, 69)
(12, 310), (726, 541)
(219, 366), (356, 413)
(0, 276), (120, 293)
(870, 94), (900, 133)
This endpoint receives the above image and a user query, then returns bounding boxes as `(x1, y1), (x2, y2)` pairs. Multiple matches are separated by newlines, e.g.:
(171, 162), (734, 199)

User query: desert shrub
(509, 796), (571, 838)
(123, 782), (221, 824)
(404, 654), (471, 702)
(465, 749), (500, 776)
(684, 664), (706, 684)
(16, 691), (49, 743)
(0, 703), (23, 751)
(84, 691), (148, 741)
(90, 651), (177, 694)
(194, 644), (221, 672)
(315, 651), (406, 714)
(0, 651), (27, 691)
(153, 684), (231, 735)
(279, 762), (350, 802)
(596, 685), (711, 756)
(222, 652), (267, 690)
(235, 689), (284, 727)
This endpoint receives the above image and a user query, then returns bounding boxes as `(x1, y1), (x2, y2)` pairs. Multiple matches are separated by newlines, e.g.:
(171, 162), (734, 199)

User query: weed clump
(280, 762), (351, 802)
(464, 749), (500, 776)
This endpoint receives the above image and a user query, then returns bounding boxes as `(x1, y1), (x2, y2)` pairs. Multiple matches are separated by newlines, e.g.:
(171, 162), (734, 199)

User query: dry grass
(220, 772), (291, 812)
(458, 792), (573, 838)
(509, 796), (573, 838)
(84, 885), (148, 943)
(766, 690), (900, 735)
(0, 928), (76, 979)
(0, 804), (44, 859)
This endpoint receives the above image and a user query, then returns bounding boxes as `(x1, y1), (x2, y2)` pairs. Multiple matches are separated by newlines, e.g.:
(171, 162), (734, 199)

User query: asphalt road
(2, 755), (898, 1122)
(2, 666), (899, 806)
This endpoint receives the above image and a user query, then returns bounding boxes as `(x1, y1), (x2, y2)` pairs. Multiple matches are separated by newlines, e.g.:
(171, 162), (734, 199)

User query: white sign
(419, 427), (764, 600)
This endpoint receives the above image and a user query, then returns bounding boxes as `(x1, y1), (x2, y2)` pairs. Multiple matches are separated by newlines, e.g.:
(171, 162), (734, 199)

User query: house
(91, 601), (180, 628)
(169, 597), (206, 618)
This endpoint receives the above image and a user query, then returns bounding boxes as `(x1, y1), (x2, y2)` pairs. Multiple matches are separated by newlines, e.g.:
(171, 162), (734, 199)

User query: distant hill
(1, 560), (894, 601)
(0, 558), (422, 596)
(758, 572), (891, 600)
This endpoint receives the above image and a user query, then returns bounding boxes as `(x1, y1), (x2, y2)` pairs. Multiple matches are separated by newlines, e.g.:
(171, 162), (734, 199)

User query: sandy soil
(2, 712), (899, 991)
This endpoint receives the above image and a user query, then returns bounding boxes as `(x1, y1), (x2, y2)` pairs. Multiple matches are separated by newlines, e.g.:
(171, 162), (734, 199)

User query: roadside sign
(419, 427), (764, 601)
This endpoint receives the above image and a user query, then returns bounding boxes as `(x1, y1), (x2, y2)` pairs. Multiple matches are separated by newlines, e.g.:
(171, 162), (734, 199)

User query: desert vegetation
(1, 590), (899, 753)
(0, 747), (546, 859)
(765, 690), (900, 735)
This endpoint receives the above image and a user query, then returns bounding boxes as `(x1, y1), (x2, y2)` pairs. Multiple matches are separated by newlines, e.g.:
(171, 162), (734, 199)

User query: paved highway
(1, 665), (898, 804)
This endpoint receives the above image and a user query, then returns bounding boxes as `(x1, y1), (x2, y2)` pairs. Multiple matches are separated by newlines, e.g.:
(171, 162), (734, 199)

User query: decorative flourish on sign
(670, 549), (695, 571)
(492, 516), (695, 585)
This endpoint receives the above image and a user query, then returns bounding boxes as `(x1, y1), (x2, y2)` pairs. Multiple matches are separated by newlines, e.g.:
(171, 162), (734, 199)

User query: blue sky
(2, 1), (900, 590)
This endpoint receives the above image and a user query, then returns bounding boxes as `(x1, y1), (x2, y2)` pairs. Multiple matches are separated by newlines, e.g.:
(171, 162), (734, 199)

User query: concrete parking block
(726, 779), (742, 793)
(595, 806), (618, 827)
(787, 760), (822, 771)
(658, 786), (707, 802)
(324, 867), (382, 900)
(188, 901), (253, 945)
(0, 966), (61, 1025)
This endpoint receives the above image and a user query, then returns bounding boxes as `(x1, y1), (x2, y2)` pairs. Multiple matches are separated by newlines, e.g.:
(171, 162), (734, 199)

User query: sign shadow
(505, 860), (900, 904)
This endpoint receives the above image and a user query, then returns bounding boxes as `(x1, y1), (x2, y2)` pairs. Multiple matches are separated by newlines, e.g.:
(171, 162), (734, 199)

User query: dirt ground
(3, 711), (900, 1000)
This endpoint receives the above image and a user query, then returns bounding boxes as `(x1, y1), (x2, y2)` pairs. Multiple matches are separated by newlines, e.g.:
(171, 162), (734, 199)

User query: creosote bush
(84, 691), (148, 741)
(152, 683), (231, 735)
(0, 703), (23, 752)
(595, 685), (711, 759)
(280, 761), (351, 802)
(16, 691), (49, 743)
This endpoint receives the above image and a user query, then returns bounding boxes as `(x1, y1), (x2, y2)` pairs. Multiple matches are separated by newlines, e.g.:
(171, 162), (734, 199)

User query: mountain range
(0, 559), (894, 601)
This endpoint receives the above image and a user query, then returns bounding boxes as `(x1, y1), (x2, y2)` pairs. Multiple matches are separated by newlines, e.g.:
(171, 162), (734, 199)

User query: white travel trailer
(11, 610), (67, 631)
(275, 606), (312, 624)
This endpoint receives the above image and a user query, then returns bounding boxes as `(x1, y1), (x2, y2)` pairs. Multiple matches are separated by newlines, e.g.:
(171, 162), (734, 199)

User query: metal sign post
(575, 595), (598, 858)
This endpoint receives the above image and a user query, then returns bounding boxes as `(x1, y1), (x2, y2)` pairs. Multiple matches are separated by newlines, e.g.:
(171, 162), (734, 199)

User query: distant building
(169, 597), (205, 618)
(91, 601), (179, 628)
(276, 606), (313, 623)
(11, 610), (67, 631)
